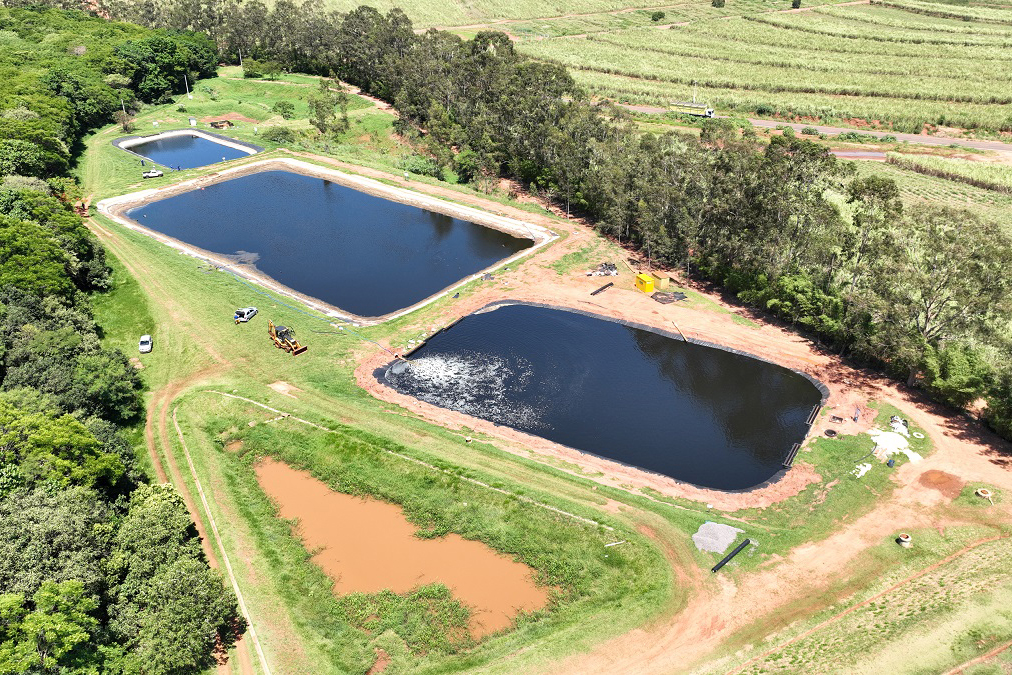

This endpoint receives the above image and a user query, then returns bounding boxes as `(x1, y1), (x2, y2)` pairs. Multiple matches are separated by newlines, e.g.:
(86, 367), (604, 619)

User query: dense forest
(0, 8), (242, 673)
(67, 0), (1012, 437)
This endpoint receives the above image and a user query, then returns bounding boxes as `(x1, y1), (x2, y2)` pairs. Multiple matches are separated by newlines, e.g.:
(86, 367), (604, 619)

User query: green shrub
(651, 11), (666, 21)
(398, 154), (443, 180)
(792, 0), (802, 8)
(801, 126), (819, 135)
(271, 101), (296, 119)
(712, 0), (725, 7)
(242, 59), (263, 79)
(260, 126), (296, 143)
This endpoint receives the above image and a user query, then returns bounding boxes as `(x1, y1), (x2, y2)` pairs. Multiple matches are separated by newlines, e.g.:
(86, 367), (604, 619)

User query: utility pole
(693, 80), (697, 104)
(238, 48), (243, 67)
(120, 97), (126, 115)
(184, 73), (192, 99)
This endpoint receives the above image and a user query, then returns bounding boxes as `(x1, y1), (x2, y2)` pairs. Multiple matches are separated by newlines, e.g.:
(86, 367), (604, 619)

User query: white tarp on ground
(868, 429), (923, 463)
(692, 521), (744, 554)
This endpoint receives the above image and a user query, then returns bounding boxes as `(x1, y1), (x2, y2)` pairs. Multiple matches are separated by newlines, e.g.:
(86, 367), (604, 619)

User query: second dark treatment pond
(385, 304), (824, 491)
(127, 170), (532, 317)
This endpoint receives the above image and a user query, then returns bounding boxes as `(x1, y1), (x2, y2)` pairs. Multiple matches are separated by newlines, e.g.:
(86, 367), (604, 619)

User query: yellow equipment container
(635, 273), (655, 293)
(652, 272), (670, 290)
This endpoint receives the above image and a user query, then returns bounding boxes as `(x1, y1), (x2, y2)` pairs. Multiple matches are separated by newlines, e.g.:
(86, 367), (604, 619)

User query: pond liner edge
(112, 129), (264, 167)
(378, 299), (832, 496)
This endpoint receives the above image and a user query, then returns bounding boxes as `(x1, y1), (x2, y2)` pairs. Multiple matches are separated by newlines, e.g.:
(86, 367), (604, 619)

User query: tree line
(0, 8), (243, 673)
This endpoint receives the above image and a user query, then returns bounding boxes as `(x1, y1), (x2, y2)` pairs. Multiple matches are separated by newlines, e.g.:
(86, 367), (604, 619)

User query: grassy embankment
(83, 72), (1005, 672)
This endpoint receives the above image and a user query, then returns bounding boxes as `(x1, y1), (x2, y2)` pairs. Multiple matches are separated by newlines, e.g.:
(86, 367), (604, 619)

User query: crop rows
(732, 539), (1012, 675)
(523, 34), (1012, 103)
(870, 0), (1012, 24)
(853, 162), (1012, 227)
(517, 1), (1012, 131)
(817, 3), (1012, 34)
(886, 153), (1012, 194)
(746, 11), (1012, 44)
(680, 14), (1012, 57)
(586, 25), (1006, 78)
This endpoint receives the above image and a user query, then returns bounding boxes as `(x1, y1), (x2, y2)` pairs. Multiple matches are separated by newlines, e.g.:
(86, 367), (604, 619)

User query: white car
(138, 335), (153, 353)
(234, 307), (258, 323)
(142, 169), (163, 178)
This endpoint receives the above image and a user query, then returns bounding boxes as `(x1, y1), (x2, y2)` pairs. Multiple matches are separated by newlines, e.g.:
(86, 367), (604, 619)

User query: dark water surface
(127, 170), (532, 316)
(129, 134), (252, 169)
(385, 304), (823, 490)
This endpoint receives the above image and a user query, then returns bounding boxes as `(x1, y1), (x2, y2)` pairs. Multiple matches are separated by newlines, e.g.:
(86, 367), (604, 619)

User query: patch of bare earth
(366, 649), (391, 674)
(200, 112), (259, 124)
(268, 380), (301, 398)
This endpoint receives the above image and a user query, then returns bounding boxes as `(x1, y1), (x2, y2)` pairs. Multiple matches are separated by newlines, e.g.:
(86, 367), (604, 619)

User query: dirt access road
(624, 103), (1012, 154)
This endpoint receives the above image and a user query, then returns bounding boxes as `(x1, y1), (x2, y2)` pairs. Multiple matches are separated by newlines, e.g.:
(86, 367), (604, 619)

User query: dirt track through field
(86, 218), (255, 675)
(944, 637), (1012, 674)
(730, 534), (1009, 674)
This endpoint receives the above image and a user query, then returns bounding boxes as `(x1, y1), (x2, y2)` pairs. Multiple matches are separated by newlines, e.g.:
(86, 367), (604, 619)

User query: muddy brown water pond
(254, 457), (548, 638)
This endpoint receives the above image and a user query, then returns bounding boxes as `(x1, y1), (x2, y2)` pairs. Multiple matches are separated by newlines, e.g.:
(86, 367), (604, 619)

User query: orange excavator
(267, 319), (308, 355)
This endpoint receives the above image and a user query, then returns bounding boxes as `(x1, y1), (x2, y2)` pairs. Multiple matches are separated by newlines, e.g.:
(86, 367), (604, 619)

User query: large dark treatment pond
(385, 304), (824, 491)
(128, 134), (252, 169)
(127, 170), (532, 317)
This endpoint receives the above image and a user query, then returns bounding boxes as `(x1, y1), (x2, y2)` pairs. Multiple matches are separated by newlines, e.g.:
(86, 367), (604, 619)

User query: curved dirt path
(730, 534), (1008, 675)
(87, 219), (254, 675)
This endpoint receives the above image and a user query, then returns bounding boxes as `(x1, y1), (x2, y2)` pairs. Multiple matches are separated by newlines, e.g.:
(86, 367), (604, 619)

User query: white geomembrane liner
(389, 352), (548, 429)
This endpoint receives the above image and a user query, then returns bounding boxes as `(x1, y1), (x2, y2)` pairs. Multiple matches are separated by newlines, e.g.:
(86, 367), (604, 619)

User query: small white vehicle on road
(142, 169), (163, 178)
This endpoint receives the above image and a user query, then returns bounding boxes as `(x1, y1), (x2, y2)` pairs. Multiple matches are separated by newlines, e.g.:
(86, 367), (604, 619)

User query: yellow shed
(635, 273), (654, 293)
(652, 272), (670, 290)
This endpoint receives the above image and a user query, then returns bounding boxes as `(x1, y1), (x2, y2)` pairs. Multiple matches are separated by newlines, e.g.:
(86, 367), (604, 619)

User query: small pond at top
(127, 134), (253, 169)
(385, 304), (824, 491)
(127, 170), (532, 317)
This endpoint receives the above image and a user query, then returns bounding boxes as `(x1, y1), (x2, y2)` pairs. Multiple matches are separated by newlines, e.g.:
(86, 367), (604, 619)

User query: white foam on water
(389, 352), (547, 429)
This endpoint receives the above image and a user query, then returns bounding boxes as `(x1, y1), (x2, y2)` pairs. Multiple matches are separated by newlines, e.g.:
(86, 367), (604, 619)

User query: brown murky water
(254, 457), (549, 638)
